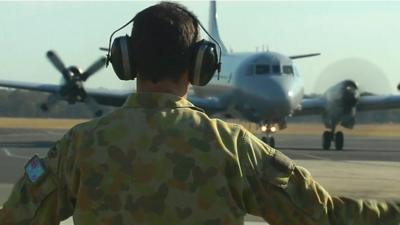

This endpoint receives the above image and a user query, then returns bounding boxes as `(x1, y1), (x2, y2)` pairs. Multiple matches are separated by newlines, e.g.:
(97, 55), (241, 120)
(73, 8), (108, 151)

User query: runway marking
(294, 152), (329, 160)
(341, 160), (400, 168)
(0, 130), (63, 138)
(44, 130), (64, 136)
(0, 132), (41, 137)
(1, 148), (31, 160)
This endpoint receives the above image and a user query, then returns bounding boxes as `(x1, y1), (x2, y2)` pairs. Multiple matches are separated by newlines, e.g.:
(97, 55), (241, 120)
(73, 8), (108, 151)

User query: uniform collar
(123, 92), (202, 111)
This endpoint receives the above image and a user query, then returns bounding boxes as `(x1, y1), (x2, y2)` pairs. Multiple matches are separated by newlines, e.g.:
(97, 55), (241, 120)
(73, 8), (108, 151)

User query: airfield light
(261, 125), (267, 132)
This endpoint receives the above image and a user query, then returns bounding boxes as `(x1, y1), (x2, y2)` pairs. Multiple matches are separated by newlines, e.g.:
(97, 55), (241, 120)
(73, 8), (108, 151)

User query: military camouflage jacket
(1, 92), (399, 225)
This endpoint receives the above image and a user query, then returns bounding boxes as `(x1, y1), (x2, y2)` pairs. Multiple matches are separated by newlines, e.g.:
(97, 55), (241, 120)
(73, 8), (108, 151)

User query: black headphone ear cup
(109, 35), (137, 80)
(189, 40), (218, 86)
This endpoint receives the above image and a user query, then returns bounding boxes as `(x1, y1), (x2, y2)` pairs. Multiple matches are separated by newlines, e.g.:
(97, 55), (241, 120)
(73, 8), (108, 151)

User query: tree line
(0, 89), (399, 123)
(0, 89), (113, 118)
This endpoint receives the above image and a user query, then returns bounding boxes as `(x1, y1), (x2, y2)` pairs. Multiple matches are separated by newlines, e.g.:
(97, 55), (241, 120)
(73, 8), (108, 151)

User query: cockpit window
(254, 65), (270, 75)
(283, 65), (293, 75)
(272, 65), (281, 74)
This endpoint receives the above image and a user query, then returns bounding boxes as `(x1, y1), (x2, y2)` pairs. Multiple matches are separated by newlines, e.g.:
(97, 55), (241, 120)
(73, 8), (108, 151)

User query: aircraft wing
(294, 97), (326, 116)
(289, 53), (321, 60)
(86, 93), (228, 110)
(0, 79), (130, 107)
(188, 96), (226, 114)
(357, 94), (400, 111)
(0, 79), (60, 94)
(86, 89), (129, 107)
(0, 79), (227, 110)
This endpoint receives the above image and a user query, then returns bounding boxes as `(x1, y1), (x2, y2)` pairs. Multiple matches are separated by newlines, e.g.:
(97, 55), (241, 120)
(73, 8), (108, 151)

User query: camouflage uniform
(1, 92), (399, 225)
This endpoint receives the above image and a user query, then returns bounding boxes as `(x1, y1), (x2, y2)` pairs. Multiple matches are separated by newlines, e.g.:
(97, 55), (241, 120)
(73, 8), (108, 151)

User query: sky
(0, 1), (400, 94)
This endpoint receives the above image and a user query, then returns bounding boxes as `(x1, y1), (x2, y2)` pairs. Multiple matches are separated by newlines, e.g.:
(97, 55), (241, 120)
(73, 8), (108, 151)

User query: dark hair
(131, 2), (199, 83)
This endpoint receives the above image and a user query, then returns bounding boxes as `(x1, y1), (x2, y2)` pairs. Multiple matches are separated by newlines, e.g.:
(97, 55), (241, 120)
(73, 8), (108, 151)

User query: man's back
(64, 92), (248, 224)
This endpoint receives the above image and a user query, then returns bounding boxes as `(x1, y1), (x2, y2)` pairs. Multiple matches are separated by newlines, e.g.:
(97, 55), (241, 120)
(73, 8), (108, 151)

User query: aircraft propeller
(314, 58), (393, 150)
(46, 51), (71, 82)
(81, 57), (107, 81)
(314, 57), (392, 95)
(42, 50), (107, 117)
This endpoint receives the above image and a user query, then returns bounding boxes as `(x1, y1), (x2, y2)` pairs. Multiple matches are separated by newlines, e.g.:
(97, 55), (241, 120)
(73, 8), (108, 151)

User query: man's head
(132, 2), (199, 84)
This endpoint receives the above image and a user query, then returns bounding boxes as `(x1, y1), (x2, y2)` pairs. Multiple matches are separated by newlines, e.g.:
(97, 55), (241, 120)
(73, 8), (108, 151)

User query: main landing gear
(322, 130), (344, 150)
(94, 110), (103, 117)
(260, 124), (277, 148)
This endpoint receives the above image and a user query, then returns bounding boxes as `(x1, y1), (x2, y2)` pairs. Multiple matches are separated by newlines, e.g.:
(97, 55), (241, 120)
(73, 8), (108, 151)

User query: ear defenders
(105, 9), (222, 86)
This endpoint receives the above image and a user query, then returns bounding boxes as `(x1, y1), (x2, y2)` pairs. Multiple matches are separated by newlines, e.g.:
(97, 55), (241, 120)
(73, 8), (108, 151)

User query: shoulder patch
(25, 155), (47, 184)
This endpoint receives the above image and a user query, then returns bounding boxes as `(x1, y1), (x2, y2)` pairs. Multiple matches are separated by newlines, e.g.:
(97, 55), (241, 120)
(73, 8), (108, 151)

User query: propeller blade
(46, 50), (67, 73)
(81, 57), (106, 81)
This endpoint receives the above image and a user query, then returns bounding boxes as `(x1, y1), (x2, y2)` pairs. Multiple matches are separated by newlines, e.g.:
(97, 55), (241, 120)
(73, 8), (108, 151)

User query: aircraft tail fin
(289, 53), (321, 60)
(209, 1), (228, 54)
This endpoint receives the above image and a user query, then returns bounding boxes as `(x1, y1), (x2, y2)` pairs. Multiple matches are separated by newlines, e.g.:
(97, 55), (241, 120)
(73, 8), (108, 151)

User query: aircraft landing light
(270, 126), (277, 133)
(261, 125), (267, 132)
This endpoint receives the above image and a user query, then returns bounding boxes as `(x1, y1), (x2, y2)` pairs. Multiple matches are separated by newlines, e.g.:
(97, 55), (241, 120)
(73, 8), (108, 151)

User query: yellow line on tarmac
(0, 117), (88, 130)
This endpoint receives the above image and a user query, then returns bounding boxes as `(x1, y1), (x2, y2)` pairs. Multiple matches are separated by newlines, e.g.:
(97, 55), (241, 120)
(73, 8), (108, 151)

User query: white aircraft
(1, 1), (400, 150)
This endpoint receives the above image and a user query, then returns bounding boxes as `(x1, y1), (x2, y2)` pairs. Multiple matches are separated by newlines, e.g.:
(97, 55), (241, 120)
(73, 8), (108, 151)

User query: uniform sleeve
(238, 130), (400, 225)
(0, 131), (75, 225)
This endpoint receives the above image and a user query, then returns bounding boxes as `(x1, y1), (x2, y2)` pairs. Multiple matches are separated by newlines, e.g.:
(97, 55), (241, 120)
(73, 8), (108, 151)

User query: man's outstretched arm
(238, 130), (400, 225)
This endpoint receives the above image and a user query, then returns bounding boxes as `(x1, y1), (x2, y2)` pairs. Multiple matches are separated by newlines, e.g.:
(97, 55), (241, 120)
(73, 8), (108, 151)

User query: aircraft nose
(249, 77), (296, 115)
(267, 81), (294, 109)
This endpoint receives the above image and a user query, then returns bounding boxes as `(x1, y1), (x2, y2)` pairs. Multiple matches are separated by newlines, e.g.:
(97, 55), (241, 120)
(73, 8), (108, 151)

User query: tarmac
(0, 128), (399, 225)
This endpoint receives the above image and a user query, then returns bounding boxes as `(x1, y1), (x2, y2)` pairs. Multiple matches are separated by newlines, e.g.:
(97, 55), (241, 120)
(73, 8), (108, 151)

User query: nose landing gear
(261, 135), (275, 148)
(260, 124), (277, 148)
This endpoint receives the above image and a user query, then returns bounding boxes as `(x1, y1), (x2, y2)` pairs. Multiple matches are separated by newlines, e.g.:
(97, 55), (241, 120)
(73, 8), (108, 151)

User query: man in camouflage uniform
(1, 2), (399, 225)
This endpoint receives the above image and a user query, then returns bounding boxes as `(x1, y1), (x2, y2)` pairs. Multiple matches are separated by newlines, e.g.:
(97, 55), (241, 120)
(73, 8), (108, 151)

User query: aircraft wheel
(322, 131), (332, 150)
(94, 110), (103, 117)
(261, 136), (275, 148)
(335, 131), (344, 150)
(40, 103), (49, 112)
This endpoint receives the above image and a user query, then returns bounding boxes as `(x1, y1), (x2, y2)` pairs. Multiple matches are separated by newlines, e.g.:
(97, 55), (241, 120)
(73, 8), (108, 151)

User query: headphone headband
(106, 4), (222, 86)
